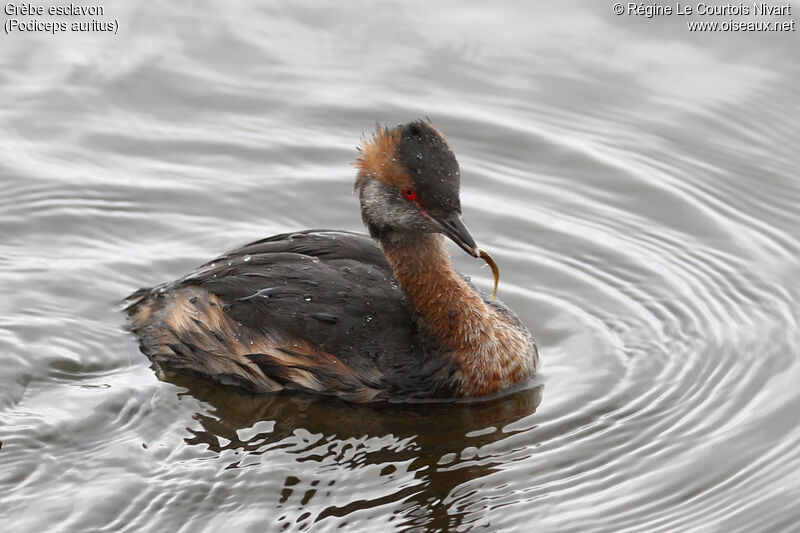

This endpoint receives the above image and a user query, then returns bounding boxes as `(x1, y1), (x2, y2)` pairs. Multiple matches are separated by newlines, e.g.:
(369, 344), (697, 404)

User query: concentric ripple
(1, 1), (798, 532)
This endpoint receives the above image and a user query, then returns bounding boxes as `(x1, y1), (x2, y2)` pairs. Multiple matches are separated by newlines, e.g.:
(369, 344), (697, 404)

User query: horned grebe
(125, 120), (538, 402)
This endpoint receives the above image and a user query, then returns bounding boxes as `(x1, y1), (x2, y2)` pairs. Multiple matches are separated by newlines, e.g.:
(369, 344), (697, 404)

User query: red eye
(401, 186), (418, 202)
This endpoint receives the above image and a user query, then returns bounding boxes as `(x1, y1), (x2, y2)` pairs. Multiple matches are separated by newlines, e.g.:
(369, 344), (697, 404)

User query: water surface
(1, 1), (799, 531)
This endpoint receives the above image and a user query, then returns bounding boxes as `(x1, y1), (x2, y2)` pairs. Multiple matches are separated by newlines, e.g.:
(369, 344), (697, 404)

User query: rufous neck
(379, 232), (539, 397)
(379, 233), (488, 351)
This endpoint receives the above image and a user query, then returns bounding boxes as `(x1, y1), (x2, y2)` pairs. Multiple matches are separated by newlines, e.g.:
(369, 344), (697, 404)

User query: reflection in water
(170, 370), (542, 530)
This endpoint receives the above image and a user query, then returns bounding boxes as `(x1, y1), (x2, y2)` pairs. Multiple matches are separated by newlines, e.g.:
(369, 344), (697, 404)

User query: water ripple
(1, 1), (798, 531)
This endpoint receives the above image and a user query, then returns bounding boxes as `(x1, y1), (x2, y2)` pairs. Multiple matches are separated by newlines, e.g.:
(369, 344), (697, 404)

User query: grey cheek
(361, 181), (425, 231)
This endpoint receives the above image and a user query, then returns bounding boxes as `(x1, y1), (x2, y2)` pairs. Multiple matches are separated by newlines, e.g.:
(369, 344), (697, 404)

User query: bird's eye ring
(401, 186), (419, 202)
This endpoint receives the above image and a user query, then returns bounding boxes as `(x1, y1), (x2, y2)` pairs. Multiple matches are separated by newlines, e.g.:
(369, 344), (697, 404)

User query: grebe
(125, 120), (538, 402)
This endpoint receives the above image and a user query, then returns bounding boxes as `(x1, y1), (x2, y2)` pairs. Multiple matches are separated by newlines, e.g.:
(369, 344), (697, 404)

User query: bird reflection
(166, 370), (543, 531)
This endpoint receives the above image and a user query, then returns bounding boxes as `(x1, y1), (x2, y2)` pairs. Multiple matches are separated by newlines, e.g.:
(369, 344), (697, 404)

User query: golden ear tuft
(354, 124), (410, 189)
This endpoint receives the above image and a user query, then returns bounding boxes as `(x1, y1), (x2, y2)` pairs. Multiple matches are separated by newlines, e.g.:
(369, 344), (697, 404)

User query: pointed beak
(432, 213), (479, 257)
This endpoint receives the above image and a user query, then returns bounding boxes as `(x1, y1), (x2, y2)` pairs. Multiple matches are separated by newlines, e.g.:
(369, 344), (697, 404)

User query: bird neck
(379, 233), (536, 396)
(381, 233), (486, 348)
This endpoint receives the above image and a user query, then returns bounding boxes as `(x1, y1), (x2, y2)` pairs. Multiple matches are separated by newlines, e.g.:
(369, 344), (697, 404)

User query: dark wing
(127, 230), (449, 398)
(174, 231), (414, 360)
(127, 286), (387, 402)
(212, 230), (390, 270)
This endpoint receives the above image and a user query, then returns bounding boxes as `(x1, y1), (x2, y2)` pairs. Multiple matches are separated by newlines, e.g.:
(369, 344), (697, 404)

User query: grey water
(1, 1), (799, 531)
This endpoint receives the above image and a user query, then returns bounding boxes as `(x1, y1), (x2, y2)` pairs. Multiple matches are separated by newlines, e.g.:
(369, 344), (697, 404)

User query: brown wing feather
(128, 286), (384, 401)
